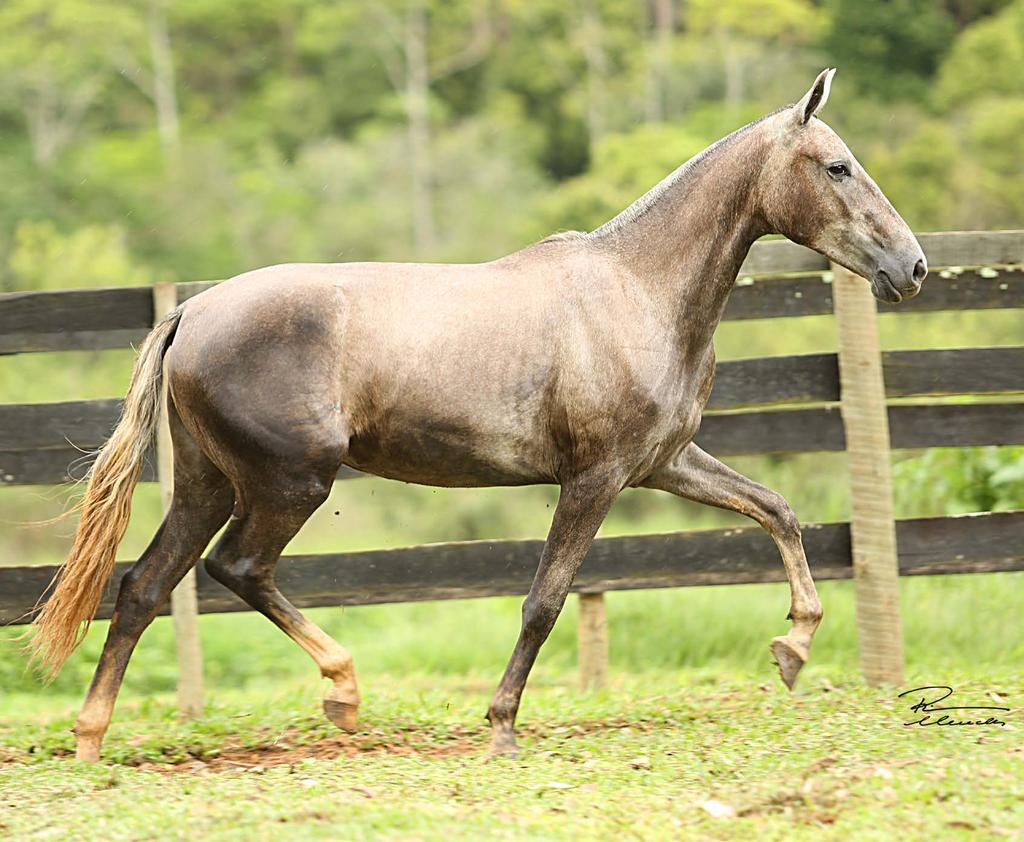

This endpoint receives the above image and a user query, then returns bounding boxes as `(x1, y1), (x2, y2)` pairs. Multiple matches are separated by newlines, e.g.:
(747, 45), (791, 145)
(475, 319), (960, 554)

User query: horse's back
(164, 257), (572, 487)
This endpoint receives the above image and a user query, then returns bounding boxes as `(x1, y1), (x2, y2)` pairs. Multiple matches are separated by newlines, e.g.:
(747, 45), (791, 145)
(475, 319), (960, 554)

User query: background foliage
(0, 0), (1021, 687)
(0, 0), (1021, 287)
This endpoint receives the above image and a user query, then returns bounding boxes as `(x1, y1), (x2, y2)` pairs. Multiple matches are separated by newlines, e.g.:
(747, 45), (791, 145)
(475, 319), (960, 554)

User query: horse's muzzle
(871, 255), (926, 303)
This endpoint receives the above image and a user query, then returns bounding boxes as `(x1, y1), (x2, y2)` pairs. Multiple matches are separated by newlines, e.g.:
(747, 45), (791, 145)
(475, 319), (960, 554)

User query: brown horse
(28, 69), (926, 761)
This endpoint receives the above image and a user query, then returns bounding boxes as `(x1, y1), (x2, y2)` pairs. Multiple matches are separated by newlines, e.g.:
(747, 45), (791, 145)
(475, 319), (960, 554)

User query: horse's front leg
(642, 443), (822, 690)
(486, 467), (622, 757)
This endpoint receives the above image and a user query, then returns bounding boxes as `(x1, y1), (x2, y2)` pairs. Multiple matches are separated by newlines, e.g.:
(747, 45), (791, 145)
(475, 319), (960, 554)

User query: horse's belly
(343, 417), (554, 488)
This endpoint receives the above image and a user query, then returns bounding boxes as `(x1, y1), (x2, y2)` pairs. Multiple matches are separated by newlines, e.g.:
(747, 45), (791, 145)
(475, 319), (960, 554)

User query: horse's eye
(827, 163), (850, 179)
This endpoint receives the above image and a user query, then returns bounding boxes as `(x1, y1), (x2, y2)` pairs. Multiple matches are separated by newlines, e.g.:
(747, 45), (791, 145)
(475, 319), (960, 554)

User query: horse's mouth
(871, 270), (920, 304)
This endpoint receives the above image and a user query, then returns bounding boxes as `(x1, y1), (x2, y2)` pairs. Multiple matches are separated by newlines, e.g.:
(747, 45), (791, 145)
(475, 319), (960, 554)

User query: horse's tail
(25, 307), (183, 680)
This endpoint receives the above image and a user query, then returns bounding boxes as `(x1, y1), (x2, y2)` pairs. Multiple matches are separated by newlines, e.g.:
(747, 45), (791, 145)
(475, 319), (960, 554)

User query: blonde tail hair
(25, 307), (182, 679)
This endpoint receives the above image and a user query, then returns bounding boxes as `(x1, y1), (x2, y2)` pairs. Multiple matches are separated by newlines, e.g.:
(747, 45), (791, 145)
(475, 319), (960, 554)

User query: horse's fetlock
(790, 600), (823, 627)
(73, 717), (106, 740)
(321, 654), (356, 684)
(487, 697), (517, 728)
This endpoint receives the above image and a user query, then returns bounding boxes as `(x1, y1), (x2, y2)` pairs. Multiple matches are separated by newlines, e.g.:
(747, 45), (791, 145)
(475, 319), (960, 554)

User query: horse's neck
(592, 124), (771, 353)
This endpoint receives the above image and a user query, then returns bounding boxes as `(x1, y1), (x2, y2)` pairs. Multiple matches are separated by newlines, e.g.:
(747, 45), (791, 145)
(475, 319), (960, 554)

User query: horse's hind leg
(204, 468), (360, 731)
(74, 405), (234, 761)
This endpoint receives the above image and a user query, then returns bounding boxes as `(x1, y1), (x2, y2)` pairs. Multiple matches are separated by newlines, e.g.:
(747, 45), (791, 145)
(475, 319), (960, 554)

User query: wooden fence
(2, 231), (1023, 701)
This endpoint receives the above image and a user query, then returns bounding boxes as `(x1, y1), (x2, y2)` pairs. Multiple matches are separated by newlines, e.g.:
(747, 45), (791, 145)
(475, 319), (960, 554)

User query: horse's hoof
(770, 636), (808, 691)
(75, 738), (101, 763)
(323, 698), (359, 732)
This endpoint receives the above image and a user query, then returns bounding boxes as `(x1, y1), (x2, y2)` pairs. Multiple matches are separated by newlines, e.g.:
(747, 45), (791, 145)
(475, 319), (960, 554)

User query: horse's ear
(795, 68), (835, 125)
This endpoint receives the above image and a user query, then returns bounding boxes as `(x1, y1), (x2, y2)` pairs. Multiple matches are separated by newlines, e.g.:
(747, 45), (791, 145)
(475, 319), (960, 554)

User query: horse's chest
(619, 361), (714, 481)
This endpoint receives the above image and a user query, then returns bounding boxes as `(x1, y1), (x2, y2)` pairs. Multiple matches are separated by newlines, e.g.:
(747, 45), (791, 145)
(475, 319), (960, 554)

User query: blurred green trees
(0, 0), (1021, 540)
(0, 0), (1020, 293)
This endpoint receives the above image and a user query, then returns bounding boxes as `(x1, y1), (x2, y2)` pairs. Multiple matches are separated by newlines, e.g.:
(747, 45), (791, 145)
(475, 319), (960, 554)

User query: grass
(5, 570), (1022, 697)
(1, 670), (1021, 841)
(2, 305), (1022, 838)
(2, 571), (1022, 840)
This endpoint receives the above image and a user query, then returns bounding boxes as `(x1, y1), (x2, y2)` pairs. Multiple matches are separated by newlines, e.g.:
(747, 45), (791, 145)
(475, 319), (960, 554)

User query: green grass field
(2, 302), (1021, 839)
(2, 573), (1022, 840)
(2, 670), (1021, 841)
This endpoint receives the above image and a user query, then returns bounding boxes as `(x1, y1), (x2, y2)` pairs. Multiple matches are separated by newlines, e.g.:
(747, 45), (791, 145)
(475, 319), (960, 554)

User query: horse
(27, 69), (926, 761)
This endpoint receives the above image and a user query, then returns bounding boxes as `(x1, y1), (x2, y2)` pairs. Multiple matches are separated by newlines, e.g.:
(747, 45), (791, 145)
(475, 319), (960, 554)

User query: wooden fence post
(153, 283), (204, 717)
(577, 592), (608, 690)
(832, 264), (905, 686)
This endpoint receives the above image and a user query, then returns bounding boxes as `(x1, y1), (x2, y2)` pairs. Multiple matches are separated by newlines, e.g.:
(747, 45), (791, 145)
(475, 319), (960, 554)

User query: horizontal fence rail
(3, 347), (1022, 486)
(2, 229), (1022, 695)
(3, 400), (1023, 487)
(3, 268), (1023, 355)
(1, 231), (1023, 355)
(3, 510), (1022, 626)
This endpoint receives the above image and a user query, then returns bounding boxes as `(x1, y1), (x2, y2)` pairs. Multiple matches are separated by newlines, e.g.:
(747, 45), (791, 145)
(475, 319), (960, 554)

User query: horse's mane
(586, 106), (788, 239)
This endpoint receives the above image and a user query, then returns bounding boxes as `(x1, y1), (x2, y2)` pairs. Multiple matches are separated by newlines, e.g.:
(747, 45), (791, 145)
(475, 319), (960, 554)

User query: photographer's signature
(898, 686), (1009, 727)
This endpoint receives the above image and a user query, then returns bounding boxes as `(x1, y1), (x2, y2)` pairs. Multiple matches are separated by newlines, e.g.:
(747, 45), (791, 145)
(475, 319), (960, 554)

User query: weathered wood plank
(577, 593), (608, 690)
(916, 230), (1024, 270)
(6, 348), (1019, 454)
(0, 286), (152, 343)
(0, 399), (122, 451)
(740, 230), (1024, 276)
(878, 269), (1024, 315)
(709, 354), (839, 409)
(0, 447), (157, 486)
(697, 407), (845, 455)
(882, 347), (1024, 399)
(0, 283), (215, 355)
(834, 262), (904, 685)
(176, 281), (218, 303)
(0, 328), (149, 355)
(3, 400), (1022, 485)
(692, 402), (1024, 455)
(0, 446), (368, 486)
(3, 268), (1024, 356)
(888, 403), (1024, 449)
(724, 275), (835, 320)
(1, 232), (1020, 355)
(2, 511), (1020, 625)
(711, 348), (1024, 408)
(1, 348), (1017, 452)
(723, 268), (1024, 322)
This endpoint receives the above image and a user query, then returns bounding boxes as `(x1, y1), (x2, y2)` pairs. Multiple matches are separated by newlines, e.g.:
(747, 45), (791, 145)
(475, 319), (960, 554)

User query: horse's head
(760, 69), (927, 302)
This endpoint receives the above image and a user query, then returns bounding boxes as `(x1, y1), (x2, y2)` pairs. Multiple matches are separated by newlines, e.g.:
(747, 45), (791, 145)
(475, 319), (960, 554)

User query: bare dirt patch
(0, 714), (664, 773)
(146, 715), (668, 774)
(137, 727), (485, 773)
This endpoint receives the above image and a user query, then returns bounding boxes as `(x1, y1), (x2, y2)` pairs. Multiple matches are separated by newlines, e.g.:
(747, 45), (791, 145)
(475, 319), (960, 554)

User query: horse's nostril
(912, 258), (927, 283)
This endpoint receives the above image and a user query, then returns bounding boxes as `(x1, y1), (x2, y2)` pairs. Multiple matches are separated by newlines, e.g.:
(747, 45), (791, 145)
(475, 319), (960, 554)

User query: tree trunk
(148, 0), (180, 160)
(581, 0), (607, 143)
(25, 74), (102, 169)
(720, 28), (743, 110)
(405, 2), (436, 256)
(645, 0), (673, 123)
